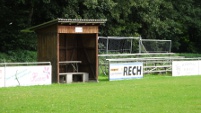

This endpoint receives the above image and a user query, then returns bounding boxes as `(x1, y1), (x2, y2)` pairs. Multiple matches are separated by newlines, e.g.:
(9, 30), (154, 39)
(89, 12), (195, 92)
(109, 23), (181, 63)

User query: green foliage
(0, 50), (37, 62)
(0, 0), (201, 54)
(0, 53), (8, 62)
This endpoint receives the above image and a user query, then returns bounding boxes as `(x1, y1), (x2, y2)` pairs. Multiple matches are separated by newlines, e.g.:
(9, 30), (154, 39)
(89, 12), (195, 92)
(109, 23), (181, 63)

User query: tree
(0, 0), (52, 52)
(0, 0), (201, 53)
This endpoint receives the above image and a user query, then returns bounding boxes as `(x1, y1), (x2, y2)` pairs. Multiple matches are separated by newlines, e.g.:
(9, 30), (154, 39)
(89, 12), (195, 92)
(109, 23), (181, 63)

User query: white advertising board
(4, 65), (52, 87)
(172, 61), (201, 76)
(199, 61), (201, 75)
(109, 62), (143, 81)
(0, 67), (5, 87)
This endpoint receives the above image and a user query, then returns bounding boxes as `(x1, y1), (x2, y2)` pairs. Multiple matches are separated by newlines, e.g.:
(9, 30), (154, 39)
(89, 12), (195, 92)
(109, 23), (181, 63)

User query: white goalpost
(98, 36), (140, 54)
(139, 38), (172, 53)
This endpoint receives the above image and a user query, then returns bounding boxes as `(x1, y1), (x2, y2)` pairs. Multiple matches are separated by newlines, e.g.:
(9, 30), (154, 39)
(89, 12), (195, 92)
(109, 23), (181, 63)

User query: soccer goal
(98, 36), (140, 54)
(139, 38), (172, 53)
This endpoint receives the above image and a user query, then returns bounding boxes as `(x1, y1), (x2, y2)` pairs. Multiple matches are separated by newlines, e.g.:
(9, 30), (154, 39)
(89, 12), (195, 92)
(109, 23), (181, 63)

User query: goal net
(139, 39), (172, 53)
(98, 36), (139, 54)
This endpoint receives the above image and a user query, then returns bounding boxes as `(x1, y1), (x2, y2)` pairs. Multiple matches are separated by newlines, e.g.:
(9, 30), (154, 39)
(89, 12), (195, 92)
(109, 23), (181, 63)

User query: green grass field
(1, 75), (201, 113)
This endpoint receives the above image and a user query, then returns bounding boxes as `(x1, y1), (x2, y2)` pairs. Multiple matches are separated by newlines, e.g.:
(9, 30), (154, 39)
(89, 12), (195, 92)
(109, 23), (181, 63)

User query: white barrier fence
(172, 61), (201, 76)
(106, 57), (201, 81)
(0, 62), (51, 87)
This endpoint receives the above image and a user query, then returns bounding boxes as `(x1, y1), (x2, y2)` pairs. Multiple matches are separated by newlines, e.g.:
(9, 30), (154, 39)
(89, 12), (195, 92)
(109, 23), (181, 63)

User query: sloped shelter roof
(24, 18), (107, 32)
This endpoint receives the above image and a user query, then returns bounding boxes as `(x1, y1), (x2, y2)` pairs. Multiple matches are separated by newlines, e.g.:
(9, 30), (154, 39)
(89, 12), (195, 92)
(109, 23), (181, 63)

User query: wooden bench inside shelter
(59, 61), (89, 84)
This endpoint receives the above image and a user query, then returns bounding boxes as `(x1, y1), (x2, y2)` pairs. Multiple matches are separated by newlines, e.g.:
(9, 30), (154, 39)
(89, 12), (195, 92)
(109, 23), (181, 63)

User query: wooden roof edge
(21, 18), (107, 32)
(58, 18), (107, 23)
(21, 19), (58, 32)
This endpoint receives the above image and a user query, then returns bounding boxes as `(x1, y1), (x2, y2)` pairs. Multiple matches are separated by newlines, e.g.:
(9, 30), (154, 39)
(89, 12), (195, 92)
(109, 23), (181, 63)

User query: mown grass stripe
(0, 75), (201, 113)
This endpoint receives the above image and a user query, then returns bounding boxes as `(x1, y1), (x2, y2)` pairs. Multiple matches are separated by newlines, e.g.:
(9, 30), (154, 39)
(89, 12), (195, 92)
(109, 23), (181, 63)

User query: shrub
(0, 50), (37, 62)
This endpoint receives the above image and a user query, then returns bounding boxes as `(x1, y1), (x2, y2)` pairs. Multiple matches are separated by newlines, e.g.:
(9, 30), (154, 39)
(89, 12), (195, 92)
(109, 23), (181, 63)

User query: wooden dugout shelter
(26, 18), (107, 83)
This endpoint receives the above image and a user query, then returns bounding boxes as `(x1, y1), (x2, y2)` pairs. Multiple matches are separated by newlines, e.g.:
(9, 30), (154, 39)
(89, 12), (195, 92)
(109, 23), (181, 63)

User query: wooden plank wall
(59, 34), (78, 73)
(58, 26), (98, 34)
(36, 25), (58, 83)
(76, 34), (97, 80)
